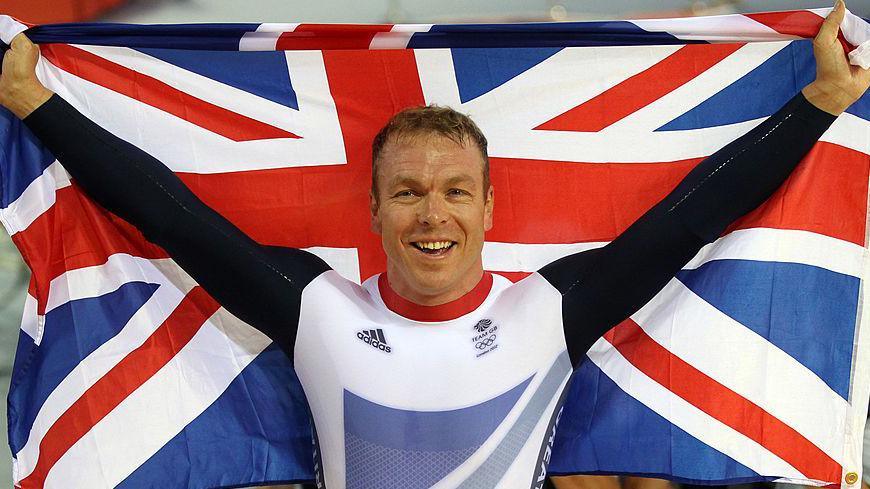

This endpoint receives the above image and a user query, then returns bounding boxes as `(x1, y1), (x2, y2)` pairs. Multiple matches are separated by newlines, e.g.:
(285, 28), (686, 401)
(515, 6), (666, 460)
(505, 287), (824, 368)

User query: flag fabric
(1, 8), (870, 489)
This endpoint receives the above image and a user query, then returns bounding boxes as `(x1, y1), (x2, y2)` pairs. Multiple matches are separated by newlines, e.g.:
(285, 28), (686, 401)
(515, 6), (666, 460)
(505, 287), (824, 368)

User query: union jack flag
(1, 8), (869, 488)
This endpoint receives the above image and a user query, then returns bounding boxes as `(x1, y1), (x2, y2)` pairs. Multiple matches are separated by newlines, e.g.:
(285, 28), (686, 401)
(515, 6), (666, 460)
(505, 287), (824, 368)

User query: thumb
(3, 33), (40, 76)
(857, 65), (870, 90)
(10, 32), (33, 51)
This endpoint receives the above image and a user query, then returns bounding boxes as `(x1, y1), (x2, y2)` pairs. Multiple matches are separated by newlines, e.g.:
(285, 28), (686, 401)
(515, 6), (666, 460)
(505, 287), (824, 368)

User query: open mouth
(411, 241), (456, 256)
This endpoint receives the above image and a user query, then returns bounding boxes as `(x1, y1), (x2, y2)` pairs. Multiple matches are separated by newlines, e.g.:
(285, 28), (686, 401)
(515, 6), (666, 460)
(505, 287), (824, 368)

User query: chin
(410, 271), (459, 296)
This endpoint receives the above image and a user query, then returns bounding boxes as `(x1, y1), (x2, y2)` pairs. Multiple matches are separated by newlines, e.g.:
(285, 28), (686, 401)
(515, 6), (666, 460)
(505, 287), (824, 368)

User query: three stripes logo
(356, 328), (392, 353)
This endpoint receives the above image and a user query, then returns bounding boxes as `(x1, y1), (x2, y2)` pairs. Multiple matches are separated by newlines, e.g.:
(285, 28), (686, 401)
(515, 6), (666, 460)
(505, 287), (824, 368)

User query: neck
(384, 263), (485, 306)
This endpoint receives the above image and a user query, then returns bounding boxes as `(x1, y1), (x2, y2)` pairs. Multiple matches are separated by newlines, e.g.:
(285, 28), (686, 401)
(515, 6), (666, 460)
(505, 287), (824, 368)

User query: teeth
(417, 241), (453, 250)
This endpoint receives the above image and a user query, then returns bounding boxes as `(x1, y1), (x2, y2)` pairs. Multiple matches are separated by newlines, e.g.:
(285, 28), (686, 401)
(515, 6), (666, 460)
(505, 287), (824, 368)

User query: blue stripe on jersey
(135, 48), (299, 110)
(408, 21), (691, 49)
(676, 259), (859, 400)
(550, 359), (765, 484)
(451, 48), (562, 103)
(7, 282), (158, 454)
(117, 344), (314, 488)
(345, 377), (530, 451)
(0, 109), (57, 209)
(343, 377), (530, 489)
(457, 351), (572, 489)
(658, 42), (870, 131)
(27, 23), (261, 51)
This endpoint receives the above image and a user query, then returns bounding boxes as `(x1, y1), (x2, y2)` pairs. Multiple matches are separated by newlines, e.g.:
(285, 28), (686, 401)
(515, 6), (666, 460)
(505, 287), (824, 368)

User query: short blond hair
(371, 105), (489, 194)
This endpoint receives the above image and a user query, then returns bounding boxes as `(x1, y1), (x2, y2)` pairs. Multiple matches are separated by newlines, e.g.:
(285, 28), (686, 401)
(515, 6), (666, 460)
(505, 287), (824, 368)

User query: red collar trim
(378, 272), (494, 322)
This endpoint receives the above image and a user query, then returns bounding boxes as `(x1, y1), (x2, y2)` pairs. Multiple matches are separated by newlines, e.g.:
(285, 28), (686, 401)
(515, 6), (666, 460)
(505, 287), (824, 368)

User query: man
(1, 2), (868, 488)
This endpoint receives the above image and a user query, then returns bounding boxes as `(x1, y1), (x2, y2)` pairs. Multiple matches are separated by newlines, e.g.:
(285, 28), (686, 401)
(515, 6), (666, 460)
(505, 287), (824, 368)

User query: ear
(370, 191), (382, 234)
(483, 184), (494, 232)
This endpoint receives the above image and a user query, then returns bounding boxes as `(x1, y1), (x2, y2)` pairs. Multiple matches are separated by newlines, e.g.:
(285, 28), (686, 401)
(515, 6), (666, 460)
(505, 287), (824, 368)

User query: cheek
(380, 206), (415, 239)
(456, 208), (487, 241)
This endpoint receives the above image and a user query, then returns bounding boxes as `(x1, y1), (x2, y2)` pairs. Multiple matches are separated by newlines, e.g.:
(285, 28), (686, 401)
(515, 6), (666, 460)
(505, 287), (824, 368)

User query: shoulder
(261, 245), (332, 289)
(537, 247), (603, 294)
(494, 272), (562, 307)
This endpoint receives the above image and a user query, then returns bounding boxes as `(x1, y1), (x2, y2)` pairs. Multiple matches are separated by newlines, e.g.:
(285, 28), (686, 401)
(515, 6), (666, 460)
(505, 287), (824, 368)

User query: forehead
(377, 134), (485, 185)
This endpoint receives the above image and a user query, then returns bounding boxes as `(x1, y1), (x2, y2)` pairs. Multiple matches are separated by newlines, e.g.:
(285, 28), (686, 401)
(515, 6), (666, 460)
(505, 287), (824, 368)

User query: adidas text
(357, 329), (392, 353)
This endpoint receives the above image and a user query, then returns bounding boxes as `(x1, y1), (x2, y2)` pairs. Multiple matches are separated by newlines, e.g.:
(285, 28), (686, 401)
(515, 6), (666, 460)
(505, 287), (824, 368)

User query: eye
(447, 188), (469, 197)
(393, 189), (417, 198)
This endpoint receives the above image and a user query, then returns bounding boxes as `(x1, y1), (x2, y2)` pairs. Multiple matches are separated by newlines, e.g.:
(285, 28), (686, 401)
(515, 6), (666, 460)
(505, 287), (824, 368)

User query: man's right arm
(1, 35), (330, 358)
(538, 0), (870, 367)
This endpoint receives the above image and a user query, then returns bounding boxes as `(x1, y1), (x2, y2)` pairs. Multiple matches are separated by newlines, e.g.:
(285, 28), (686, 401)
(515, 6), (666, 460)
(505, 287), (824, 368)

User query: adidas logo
(356, 328), (392, 353)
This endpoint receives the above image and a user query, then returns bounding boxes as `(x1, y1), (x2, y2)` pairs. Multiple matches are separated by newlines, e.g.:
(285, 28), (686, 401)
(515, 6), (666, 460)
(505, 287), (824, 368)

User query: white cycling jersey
(295, 271), (572, 489)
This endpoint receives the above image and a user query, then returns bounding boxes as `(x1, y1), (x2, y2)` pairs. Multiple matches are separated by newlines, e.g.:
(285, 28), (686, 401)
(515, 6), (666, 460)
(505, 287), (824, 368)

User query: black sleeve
(539, 92), (837, 365)
(23, 94), (331, 359)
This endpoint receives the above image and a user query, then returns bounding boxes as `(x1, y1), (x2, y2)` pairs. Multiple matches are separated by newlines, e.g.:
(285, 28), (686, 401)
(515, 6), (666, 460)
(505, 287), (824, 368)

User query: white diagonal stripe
(44, 254), (190, 314)
(632, 278), (849, 466)
(13, 248), (355, 484)
(587, 337), (807, 480)
(38, 46), (346, 173)
(13, 257), (188, 484)
(72, 44), (315, 139)
(606, 43), (787, 132)
(0, 161), (70, 236)
(42, 306), (271, 488)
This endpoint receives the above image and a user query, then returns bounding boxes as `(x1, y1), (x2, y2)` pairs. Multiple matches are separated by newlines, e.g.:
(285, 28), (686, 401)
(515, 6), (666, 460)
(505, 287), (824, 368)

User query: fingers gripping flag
(1, 8), (870, 489)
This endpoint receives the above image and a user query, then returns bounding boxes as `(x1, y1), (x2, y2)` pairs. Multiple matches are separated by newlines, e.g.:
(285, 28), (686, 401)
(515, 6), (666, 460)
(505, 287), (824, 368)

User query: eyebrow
(386, 174), (476, 189)
(387, 175), (422, 189)
(443, 175), (476, 187)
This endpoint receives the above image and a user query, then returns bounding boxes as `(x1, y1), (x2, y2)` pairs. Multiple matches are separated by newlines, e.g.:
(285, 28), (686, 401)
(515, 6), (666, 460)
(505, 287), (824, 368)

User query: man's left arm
(539, 0), (870, 366)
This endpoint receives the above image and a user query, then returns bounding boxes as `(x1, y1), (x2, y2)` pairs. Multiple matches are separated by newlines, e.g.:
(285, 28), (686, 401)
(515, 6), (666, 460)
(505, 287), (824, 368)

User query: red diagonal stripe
(604, 319), (842, 483)
(39, 44), (300, 142)
(277, 24), (394, 50)
(18, 286), (220, 489)
(746, 11), (852, 50)
(12, 184), (169, 313)
(746, 10), (826, 39)
(535, 43), (743, 133)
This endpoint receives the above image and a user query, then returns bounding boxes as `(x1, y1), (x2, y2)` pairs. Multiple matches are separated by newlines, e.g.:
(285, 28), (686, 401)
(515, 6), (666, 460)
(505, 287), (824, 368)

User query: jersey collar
(378, 272), (494, 322)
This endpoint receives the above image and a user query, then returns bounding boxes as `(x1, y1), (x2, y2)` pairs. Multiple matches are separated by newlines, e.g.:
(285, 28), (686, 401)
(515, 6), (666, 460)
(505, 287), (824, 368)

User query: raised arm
(0, 34), (330, 359)
(538, 1), (870, 365)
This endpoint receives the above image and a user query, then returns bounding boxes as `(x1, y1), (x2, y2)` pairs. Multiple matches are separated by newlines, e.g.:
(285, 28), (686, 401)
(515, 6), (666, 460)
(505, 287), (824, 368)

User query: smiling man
(370, 106), (494, 306)
(1, 3), (869, 489)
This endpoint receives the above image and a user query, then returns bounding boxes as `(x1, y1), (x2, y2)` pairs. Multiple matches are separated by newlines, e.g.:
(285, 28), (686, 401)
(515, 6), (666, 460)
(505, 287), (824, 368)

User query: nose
(417, 194), (449, 226)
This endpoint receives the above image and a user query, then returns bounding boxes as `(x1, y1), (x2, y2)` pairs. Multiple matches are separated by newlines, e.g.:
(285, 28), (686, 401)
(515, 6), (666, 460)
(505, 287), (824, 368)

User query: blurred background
(1, 0), (869, 488)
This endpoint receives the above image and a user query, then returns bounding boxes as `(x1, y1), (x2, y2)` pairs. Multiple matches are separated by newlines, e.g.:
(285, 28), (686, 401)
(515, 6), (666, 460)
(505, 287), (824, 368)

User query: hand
(0, 33), (52, 119)
(802, 0), (870, 115)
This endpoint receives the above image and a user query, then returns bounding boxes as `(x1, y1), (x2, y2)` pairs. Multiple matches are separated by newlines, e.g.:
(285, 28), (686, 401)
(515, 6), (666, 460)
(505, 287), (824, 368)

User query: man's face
(370, 134), (494, 304)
